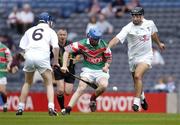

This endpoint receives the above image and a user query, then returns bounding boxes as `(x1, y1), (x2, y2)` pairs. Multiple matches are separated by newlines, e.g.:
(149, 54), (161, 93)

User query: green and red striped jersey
(0, 42), (11, 78)
(65, 38), (112, 70)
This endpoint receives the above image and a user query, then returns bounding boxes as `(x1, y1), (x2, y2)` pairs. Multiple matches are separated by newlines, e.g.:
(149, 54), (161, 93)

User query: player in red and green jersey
(0, 41), (12, 112)
(61, 28), (112, 114)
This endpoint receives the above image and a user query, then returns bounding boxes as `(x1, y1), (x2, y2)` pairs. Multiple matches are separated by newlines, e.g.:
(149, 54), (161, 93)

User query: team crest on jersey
(140, 35), (150, 42)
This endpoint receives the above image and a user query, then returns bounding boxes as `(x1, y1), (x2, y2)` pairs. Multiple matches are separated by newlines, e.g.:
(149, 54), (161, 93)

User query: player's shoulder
(123, 22), (133, 30)
(0, 42), (8, 49)
(99, 39), (108, 47)
(143, 19), (155, 25)
(78, 38), (87, 45)
(25, 26), (35, 33)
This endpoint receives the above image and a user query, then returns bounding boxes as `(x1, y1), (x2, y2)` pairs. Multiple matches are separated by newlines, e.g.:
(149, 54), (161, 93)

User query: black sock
(57, 94), (64, 110)
(0, 92), (7, 103)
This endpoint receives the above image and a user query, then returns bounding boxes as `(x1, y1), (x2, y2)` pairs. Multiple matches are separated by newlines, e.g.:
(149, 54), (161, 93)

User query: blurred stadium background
(0, 0), (180, 115)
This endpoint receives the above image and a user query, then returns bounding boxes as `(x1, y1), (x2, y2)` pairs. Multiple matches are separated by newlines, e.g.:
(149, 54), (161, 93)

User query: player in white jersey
(16, 12), (59, 116)
(108, 7), (165, 112)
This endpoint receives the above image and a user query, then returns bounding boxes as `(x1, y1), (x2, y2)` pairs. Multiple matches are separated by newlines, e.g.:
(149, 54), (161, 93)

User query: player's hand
(158, 42), (165, 51)
(53, 64), (60, 69)
(61, 66), (68, 73)
(102, 66), (109, 73)
(11, 66), (19, 74)
(53, 64), (60, 73)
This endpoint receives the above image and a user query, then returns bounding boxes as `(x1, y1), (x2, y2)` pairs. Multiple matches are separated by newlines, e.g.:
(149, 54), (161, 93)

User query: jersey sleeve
(116, 25), (129, 44)
(19, 32), (29, 50)
(150, 20), (158, 35)
(64, 42), (79, 53)
(104, 47), (112, 64)
(50, 30), (59, 48)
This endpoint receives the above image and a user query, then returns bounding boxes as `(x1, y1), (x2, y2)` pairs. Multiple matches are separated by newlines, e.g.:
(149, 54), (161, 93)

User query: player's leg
(54, 68), (64, 110)
(16, 71), (34, 115)
(53, 68), (66, 113)
(41, 69), (58, 116)
(56, 79), (65, 111)
(132, 63), (149, 112)
(89, 71), (109, 112)
(64, 73), (75, 96)
(60, 82), (73, 114)
(65, 79), (88, 114)
(0, 79), (8, 112)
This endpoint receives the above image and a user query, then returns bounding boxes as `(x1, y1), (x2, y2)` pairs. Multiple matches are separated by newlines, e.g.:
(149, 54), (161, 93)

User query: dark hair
(59, 27), (68, 32)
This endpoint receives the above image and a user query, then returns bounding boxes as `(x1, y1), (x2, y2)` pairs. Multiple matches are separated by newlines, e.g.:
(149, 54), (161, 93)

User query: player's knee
(134, 74), (142, 81)
(57, 90), (64, 95)
(98, 81), (108, 88)
(102, 83), (108, 88)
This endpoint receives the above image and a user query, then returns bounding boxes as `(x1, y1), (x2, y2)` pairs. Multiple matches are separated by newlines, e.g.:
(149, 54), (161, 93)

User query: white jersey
(116, 18), (158, 60)
(19, 23), (59, 59)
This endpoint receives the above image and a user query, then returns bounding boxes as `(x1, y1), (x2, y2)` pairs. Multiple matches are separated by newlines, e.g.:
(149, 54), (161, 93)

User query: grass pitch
(0, 112), (180, 125)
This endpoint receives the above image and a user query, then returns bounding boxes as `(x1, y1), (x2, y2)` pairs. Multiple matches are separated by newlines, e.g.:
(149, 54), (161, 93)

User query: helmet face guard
(88, 37), (99, 46)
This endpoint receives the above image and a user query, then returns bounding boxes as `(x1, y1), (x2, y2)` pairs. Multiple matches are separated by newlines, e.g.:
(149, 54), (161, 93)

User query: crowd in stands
(152, 76), (176, 93)
(6, 0), (142, 36)
(86, 13), (113, 35)
(7, 3), (34, 34)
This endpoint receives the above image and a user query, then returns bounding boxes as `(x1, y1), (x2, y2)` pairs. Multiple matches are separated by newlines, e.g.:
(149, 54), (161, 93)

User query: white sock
(48, 102), (54, 110)
(140, 91), (145, 100)
(3, 103), (7, 108)
(18, 102), (25, 111)
(133, 97), (140, 107)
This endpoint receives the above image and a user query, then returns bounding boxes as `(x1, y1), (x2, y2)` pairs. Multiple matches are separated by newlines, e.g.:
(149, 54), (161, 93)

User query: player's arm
(52, 47), (59, 65)
(50, 31), (60, 67)
(102, 47), (112, 73)
(108, 37), (120, 48)
(70, 54), (82, 64)
(62, 42), (80, 72)
(108, 25), (128, 48)
(61, 51), (69, 73)
(5, 48), (13, 71)
(152, 32), (165, 51)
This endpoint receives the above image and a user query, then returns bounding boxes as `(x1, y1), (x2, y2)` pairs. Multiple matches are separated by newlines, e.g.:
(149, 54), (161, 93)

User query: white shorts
(129, 55), (153, 72)
(23, 52), (52, 74)
(0, 77), (7, 85)
(80, 67), (110, 83)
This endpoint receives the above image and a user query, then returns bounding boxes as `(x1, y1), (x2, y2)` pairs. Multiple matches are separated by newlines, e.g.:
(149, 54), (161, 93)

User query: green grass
(0, 112), (180, 125)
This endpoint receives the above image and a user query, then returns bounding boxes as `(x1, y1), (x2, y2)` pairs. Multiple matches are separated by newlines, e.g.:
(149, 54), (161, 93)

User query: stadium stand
(0, 0), (179, 92)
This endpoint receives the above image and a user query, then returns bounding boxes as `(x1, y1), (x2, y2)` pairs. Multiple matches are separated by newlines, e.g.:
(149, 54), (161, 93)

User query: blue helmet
(88, 28), (102, 40)
(38, 12), (52, 23)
